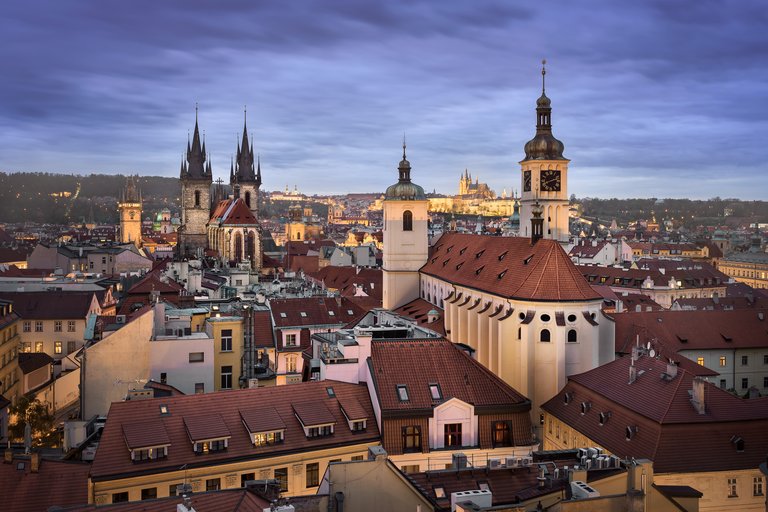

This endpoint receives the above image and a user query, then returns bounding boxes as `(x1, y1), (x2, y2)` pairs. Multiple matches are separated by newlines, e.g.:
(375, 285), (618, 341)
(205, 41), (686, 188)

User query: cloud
(0, 0), (767, 199)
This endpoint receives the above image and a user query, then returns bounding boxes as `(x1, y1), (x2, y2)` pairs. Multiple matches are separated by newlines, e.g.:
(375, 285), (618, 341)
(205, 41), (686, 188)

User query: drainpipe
(334, 491), (345, 512)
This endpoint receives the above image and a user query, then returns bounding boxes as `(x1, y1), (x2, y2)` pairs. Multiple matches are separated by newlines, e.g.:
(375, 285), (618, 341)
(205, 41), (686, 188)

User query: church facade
(177, 110), (263, 269)
(382, 68), (614, 429)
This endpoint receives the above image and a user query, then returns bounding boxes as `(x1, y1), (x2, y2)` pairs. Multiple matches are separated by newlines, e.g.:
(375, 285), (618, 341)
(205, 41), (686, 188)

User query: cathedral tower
(519, 62), (570, 242)
(231, 110), (261, 219)
(382, 141), (429, 310)
(118, 175), (142, 247)
(179, 107), (212, 256)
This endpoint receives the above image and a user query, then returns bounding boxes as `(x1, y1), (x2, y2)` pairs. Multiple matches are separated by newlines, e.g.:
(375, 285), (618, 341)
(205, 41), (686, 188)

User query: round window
(567, 314), (577, 323)
(518, 312), (526, 321)
(541, 314), (551, 322)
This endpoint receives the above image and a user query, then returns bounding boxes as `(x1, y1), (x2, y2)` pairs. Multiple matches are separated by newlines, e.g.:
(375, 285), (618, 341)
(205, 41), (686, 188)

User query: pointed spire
(256, 153), (262, 187)
(541, 58), (547, 95)
(398, 136), (412, 182)
(185, 105), (209, 179)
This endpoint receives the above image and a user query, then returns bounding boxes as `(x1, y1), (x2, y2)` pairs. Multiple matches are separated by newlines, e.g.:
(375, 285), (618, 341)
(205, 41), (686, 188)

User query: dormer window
(122, 420), (171, 463)
(731, 435), (745, 452)
(564, 392), (573, 405)
(185, 414), (231, 455)
(397, 385), (409, 402)
(598, 411), (611, 426)
(241, 407), (286, 447)
(429, 384), (442, 401)
(580, 402), (591, 415)
(293, 402), (336, 439)
(625, 425), (638, 440)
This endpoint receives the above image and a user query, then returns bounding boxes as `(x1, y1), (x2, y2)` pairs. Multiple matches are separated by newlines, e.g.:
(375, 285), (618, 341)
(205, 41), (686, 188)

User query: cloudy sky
(2, 0), (767, 199)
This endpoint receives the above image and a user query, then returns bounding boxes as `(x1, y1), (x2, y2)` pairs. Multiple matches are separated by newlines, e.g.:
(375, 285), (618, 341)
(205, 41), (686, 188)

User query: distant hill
(0, 172), (180, 224)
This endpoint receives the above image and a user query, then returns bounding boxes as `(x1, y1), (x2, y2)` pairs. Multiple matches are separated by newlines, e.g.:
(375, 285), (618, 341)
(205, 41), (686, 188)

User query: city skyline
(2, 1), (767, 199)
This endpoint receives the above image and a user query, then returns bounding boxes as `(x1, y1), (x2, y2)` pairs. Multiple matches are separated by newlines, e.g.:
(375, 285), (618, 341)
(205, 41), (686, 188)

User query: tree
(8, 395), (57, 448)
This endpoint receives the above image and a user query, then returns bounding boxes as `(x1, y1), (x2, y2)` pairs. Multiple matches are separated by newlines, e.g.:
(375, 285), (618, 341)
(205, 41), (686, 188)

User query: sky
(1, 0), (767, 199)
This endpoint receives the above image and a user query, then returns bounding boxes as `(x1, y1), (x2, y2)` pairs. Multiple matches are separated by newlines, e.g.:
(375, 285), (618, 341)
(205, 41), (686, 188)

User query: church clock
(539, 170), (561, 192)
(523, 171), (532, 192)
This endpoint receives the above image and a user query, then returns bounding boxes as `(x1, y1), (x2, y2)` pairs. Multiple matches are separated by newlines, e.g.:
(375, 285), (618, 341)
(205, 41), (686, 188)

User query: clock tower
(118, 175), (142, 247)
(519, 62), (570, 242)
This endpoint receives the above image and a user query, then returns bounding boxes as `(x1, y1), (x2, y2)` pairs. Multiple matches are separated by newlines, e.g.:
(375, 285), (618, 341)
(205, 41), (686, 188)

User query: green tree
(8, 395), (57, 448)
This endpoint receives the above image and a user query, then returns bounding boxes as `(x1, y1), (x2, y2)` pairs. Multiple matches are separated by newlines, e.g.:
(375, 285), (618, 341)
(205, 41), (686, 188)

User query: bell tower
(382, 141), (429, 310)
(179, 105), (213, 256)
(519, 61), (570, 242)
(232, 108), (261, 220)
(118, 175), (142, 247)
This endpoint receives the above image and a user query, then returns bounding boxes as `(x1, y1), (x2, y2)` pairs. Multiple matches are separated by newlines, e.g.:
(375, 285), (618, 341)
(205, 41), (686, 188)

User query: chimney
(665, 362), (678, 380)
(691, 377), (706, 414)
(30, 451), (40, 473)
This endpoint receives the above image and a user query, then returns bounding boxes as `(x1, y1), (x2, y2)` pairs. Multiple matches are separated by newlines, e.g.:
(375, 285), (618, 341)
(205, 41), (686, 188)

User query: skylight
(397, 385), (409, 402)
(429, 384), (442, 400)
(300, 312), (307, 317)
(280, 312), (287, 318)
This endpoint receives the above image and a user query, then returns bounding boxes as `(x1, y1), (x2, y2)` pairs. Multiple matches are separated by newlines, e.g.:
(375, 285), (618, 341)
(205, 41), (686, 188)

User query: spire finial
(402, 133), (407, 159)
(541, 59), (547, 94)
(195, 102), (198, 121)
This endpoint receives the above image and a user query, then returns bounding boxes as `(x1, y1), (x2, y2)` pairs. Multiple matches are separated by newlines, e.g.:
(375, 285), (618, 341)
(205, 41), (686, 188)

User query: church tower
(231, 110), (261, 219)
(382, 141), (429, 310)
(519, 62), (570, 242)
(118, 175), (142, 247)
(179, 107), (212, 256)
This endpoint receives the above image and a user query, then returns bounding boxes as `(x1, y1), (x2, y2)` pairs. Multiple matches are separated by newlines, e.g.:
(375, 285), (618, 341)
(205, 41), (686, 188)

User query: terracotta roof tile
(183, 414), (231, 442)
(0, 456), (91, 512)
(17, 352), (53, 373)
(293, 401), (336, 426)
(370, 338), (530, 413)
(0, 291), (97, 319)
(61, 488), (271, 512)
(392, 298), (445, 335)
(91, 381), (378, 481)
(240, 406), (286, 433)
(421, 233), (600, 302)
(270, 297), (365, 329)
(337, 395), (368, 421)
(121, 420), (171, 449)
(542, 355), (768, 473)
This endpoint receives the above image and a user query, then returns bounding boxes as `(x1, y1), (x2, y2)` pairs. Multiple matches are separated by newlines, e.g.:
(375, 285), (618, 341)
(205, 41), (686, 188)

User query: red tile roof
(0, 455), (91, 512)
(240, 406), (286, 433)
(542, 354), (768, 473)
(293, 401), (336, 426)
(421, 233), (601, 302)
(614, 309), (768, 354)
(0, 291), (97, 320)
(370, 338), (530, 413)
(127, 272), (185, 295)
(122, 420), (171, 449)
(59, 488), (271, 512)
(251, 309), (275, 347)
(308, 266), (383, 301)
(18, 352), (53, 373)
(270, 297), (365, 329)
(183, 414), (232, 442)
(91, 381), (379, 481)
(392, 298), (446, 335)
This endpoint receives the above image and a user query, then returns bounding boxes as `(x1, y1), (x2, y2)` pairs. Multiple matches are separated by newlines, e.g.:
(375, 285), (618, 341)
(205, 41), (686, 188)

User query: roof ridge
(529, 243), (554, 298)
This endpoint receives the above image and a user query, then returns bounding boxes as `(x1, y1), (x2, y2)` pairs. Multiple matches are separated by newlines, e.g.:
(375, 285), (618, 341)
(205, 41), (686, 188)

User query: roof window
(326, 387), (335, 397)
(300, 312), (307, 317)
(498, 251), (507, 261)
(434, 486), (446, 498)
(159, 404), (169, 415)
(598, 411), (611, 426)
(429, 384), (442, 401)
(625, 425), (638, 440)
(563, 392), (573, 405)
(731, 435), (744, 452)
(279, 312), (287, 318)
(397, 385), (409, 402)
(328, 311), (335, 316)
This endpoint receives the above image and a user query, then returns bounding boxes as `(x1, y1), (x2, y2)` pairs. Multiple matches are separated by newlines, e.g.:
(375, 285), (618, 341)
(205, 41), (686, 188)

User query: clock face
(523, 171), (532, 192)
(129, 211), (136, 220)
(540, 170), (561, 192)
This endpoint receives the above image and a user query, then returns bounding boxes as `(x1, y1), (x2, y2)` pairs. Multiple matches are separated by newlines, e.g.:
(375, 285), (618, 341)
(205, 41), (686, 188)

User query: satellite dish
(649, 349), (656, 358)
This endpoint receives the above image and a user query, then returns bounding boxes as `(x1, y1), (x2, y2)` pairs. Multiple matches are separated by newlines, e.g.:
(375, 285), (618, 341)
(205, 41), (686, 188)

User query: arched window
(403, 210), (413, 231)
(540, 329), (551, 342)
(194, 190), (201, 207)
(234, 232), (243, 262)
(245, 191), (252, 208)
(567, 329), (578, 343)
(246, 231), (257, 264)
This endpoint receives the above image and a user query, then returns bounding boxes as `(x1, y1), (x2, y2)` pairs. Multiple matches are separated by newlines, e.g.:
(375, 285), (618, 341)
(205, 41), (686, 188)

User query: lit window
(434, 486), (445, 498)
(719, 356), (727, 367)
(35, 342), (43, 353)
(697, 357), (705, 366)
(54, 341), (62, 354)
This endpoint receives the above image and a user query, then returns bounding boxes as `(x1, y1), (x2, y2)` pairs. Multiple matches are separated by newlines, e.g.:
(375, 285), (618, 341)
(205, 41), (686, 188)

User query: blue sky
(1, 0), (767, 199)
